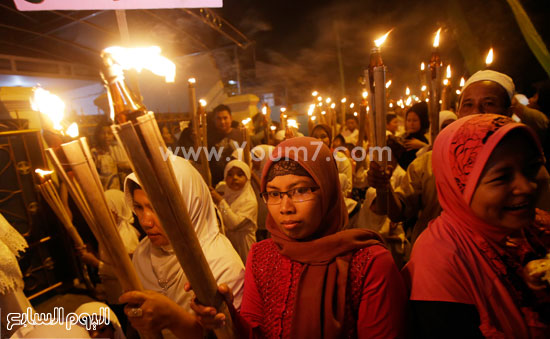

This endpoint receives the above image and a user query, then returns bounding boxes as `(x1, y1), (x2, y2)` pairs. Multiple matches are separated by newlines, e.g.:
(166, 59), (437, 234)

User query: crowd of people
(2, 69), (550, 339)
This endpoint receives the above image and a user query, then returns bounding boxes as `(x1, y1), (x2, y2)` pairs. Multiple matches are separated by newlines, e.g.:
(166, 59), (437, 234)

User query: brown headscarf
(261, 136), (384, 338)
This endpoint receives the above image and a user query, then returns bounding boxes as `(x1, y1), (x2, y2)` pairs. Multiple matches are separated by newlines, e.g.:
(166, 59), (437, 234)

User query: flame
(31, 87), (65, 131)
(406, 96), (412, 106)
(460, 77), (465, 87)
(66, 122), (79, 138)
(270, 125), (277, 131)
(349, 103), (355, 109)
(188, 78), (196, 84)
(311, 116), (317, 121)
(485, 48), (493, 66)
(386, 80), (392, 88)
(321, 111), (326, 115)
(353, 112), (358, 116)
(317, 96), (323, 102)
(405, 87), (410, 96)
(280, 107), (287, 113)
(389, 103), (394, 108)
(341, 98), (347, 103)
(456, 89), (461, 95)
(330, 103), (335, 109)
(317, 102), (323, 107)
(433, 28), (441, 48)
(325, 97), (331, 104)
(421, 85), (427, 91)
(443, 79), (449, 86)
(104, 46), (176, 82)
(362, 91), (368, 99)
(366, 106), (370, 112)
(199, 99), (207, 107)
(283, 114), (288, 119)
(375, 29), (392, 47)
(287, 119), (298, 129)
(308, 104), (315, 116)
(35, 168), (53, 178)
(242, 118), (251, 125)
(421, 62), (425, 71)
(446, 65), (451, 78)
(312, 91), (318, 96)
(262, 106), (267, 115)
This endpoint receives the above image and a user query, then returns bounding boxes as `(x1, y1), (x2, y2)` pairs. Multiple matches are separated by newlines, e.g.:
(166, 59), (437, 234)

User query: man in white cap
(458, 70), (548, 140)
(368, 70), (550, 249)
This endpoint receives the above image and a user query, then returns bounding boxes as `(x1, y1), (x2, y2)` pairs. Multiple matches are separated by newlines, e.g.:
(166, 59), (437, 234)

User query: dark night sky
(219, 0), (550, 103)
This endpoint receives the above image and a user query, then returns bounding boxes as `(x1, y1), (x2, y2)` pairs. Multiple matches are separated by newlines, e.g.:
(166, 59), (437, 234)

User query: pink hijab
(403, 114), (549, 338)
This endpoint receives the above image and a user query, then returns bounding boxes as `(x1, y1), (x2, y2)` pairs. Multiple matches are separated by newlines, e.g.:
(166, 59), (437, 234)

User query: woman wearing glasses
(121, 137), (407, 338)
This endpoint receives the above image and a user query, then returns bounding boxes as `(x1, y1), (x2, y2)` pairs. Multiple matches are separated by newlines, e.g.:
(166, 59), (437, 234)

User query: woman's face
(387, 117), (399, 134)
(312, 128), (331, 148)
(266, 174), (323, 240)
(226, 167), (247, 191)
(406, 111), (421, 133)
(132, 189), (169, 247)
(470, 133), (543, 231)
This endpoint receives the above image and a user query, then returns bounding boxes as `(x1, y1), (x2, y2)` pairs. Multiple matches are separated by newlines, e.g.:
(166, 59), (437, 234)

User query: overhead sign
(14, 0), (222, 11)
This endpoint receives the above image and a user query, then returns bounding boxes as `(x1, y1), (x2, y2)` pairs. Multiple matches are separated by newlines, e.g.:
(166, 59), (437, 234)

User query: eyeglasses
(261, 187), (320, 205)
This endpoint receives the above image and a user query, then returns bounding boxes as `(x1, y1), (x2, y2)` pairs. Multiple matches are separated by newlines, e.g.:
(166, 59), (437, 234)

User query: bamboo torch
(102, 46), (235, 338)
(35, 169), (85, 250)
(428, 28), (443, 143)
(188, 78), (201, 153)
(198, 99), (212, 186)
(365, 30), (391, 211)
(262, 103), (271, 144)
(441, 65), (452, 111)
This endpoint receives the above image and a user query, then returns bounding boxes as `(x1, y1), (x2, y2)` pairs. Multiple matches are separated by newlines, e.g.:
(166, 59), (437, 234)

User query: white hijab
(75, 302), (125, 339)
(105, 189), (140, 255)
(221, 160), (258, 221)
(124, 156), (245, 312)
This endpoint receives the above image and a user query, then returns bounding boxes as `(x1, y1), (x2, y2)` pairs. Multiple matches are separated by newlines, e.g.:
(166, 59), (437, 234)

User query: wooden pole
(112, 114), (235, 339)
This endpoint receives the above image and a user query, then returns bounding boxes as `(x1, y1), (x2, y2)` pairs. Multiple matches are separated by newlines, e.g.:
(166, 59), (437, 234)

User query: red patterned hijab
(406, 114), (548, 337)
(261, 136), (384, 338)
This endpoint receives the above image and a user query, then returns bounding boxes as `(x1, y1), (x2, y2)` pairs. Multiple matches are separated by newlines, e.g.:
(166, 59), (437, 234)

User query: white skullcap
(462, 70), (515, 100)
(439, 110), (457, 130)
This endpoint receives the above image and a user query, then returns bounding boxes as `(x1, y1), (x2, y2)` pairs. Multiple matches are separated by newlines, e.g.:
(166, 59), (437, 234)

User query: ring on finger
(128, 307), (143, 317)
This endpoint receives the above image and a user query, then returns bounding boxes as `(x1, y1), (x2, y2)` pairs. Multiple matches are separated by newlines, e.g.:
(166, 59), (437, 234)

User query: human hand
(403, 138), (427, 151)
(119, 290), (184, 334)
(209, 186), (223, 205)
(77, 248), (100, 268)
(367, 161), (392, 190)
(185, 283), (234, 330)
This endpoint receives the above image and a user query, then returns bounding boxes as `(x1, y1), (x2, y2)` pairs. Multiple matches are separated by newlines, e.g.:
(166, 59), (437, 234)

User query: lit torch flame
(312, 91), (318, 96)
(421, 85), (427, 92)
(406, 96), (412, 106)
(405, 87), (410, 96)
(31, 87), (65, 131)
(433, 28), (441, 48)
(262, 106), (268, 115)
(386, 80), (392, 88)
(325, 97), (331, 104)
(104, 46), (176, 82)
(311, 116), (317, 121)
(421, 62), (425, 71)
(446, 65), (451, 78)
(485, 48), (493, 66)
(353, 112), (358, 116)
(287, 119), (298, 129)
(460, 77), (465, 87)
(330, 103), (336, 109)
(317, 96), (323, 102)
(349, 103), (355, 109)
(270, 125), (277, 131)
(362, 91), (368, 99)
(443, 79), (449, 86)
(35, 168), (53, 178)
(66, 122), (79, 138)
(280, 107), (287, 113)
(199, 99), (207, 107)
(188, 78), (196, 84)
(375, 29), (393, 47)
(308, 104), (315, 116)
(341, 98), (347, 103)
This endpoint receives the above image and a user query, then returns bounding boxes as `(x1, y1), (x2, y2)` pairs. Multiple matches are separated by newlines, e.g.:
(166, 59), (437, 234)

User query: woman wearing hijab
(403, 114), (550, 337)
(398, 102), (430, 170)
(121, 137), (408, 338)
(123, 156), (245, 338)
(211, 160), (258, 263)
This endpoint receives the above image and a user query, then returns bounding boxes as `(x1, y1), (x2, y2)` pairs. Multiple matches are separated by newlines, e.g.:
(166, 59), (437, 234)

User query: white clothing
(124, 157), (245, 315)
(75, 302), (125, 339)
(341, 127), (359, 145)
(216, 160), (258, 263)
